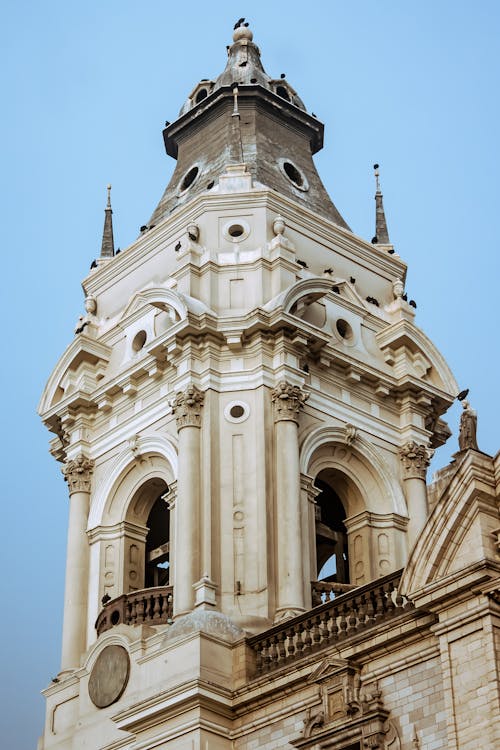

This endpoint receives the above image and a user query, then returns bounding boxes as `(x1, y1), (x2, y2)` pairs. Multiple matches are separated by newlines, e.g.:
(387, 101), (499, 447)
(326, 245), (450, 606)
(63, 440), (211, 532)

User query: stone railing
(95, 586), (173, 635)
(248, 570), (411, 675)
(311, 580), (357, 606)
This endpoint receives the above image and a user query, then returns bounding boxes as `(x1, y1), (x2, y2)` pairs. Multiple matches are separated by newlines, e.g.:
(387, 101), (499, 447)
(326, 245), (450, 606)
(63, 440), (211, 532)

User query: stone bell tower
(39, 21), (500, 750)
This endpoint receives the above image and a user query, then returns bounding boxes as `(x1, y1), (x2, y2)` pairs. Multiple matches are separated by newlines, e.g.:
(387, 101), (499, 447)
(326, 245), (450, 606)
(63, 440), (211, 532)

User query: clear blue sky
(1, 2), (499, 747)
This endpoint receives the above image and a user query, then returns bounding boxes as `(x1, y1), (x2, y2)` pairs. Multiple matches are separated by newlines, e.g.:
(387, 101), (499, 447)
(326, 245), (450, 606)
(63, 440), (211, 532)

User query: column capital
(172, 384), (204, 429)
(399, 441), (434, 480)
(62, 454), (94, 495)
(271, 381), (308, 423)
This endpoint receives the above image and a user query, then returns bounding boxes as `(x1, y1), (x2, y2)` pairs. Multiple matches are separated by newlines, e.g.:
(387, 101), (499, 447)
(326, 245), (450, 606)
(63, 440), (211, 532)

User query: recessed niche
(336, 319), (353, 341)
(179, 165), (199, 192)
(195, 88), (208, 103)
(132, 330), (147, 352)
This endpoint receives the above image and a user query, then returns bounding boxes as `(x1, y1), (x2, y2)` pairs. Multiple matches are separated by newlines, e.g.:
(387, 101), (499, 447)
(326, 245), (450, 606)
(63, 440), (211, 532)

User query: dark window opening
(180, 166), (199, 192)
(276, 85), (290, 101)
(283, 161), (304, 187)
(195, 88), (207, 103)
(145, 493), (170, 588)
(315, 478), (349, 584)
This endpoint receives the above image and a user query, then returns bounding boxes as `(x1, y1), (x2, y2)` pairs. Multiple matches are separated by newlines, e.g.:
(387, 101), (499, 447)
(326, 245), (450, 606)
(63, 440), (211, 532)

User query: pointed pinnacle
(100, 184), (115, 258)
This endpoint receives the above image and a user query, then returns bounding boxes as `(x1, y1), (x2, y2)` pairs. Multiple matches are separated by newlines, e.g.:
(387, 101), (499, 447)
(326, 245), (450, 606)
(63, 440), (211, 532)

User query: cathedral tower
(38, 22), (500, 750)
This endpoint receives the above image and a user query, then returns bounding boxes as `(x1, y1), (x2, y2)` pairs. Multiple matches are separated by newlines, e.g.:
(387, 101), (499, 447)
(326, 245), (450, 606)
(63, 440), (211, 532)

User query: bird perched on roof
(457, 388), (469, 402)
(234, 17), (246, 29)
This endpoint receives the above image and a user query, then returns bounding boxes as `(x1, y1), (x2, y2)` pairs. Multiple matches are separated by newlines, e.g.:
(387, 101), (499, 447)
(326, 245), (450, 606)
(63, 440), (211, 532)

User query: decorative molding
(272, 381), (308, 423)
(171, 384), (205, 429)
(399, 441), (434, 480)
(62, 454), (95, 495)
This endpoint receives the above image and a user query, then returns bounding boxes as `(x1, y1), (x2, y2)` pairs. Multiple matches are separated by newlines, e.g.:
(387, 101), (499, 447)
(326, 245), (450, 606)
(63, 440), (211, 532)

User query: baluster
(338, 601), (348, 639)
(302, 618), (313, 654)
(130, 598), (137, 625)
(263, 637), (274, 671)
(311, 614), (321, 649)
(153, 592), (161, 621)
(357, 592), (367, 629)
(294, 623), (305, 656)
(253, 642), (263, 674)
(276, 630), (286, 663)
(167, 590), (173, 620)
(318, 611), (328, 646)
(346, 596), (358, 635)
(384, 582), (395, 618)
(373, 584), (385, 622)
(286, 627), (295, 659)
(328, 605), (339, 642)
(136, 596), (145, 624)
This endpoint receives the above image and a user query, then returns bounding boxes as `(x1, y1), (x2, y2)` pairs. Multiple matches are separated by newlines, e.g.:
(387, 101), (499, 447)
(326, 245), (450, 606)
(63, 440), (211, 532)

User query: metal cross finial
(106, 184), (112, 208)
(373, 163), (381, 192)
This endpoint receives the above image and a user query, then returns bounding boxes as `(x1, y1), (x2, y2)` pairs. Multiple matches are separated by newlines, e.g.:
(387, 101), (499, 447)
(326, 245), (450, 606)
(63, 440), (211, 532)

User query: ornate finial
(100, 184), (115, 259)
(372, 163), (390, 246)
(272, 215), (286, 236)
(458, 400), (479, 452)
(233, 18), (253, 42)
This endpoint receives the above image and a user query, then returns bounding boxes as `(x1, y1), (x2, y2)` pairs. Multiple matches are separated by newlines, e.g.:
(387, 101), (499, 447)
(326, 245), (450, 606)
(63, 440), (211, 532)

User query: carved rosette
(172, 385), (204, 429)
(399, 441), (434, 480)
(271, 381), (308, 423)
(62, 454), (95, 494)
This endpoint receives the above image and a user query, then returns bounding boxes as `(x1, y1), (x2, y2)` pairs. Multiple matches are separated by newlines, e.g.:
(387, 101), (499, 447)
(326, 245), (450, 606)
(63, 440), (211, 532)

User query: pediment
(308, 656), (355, 684)
(119, 287), (189, 324)
(376, 319), (458, 395)
(38, 335), (112, 415)
(399, 451), (499, 600)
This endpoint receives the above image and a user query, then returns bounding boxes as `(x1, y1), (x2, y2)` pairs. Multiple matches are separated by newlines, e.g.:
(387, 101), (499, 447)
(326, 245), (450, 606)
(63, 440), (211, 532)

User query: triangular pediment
(308, 656), (356, 684)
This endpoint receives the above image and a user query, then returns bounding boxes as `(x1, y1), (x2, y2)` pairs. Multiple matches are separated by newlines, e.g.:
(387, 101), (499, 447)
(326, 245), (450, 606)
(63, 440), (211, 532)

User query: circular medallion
(88, 645), (130, 708)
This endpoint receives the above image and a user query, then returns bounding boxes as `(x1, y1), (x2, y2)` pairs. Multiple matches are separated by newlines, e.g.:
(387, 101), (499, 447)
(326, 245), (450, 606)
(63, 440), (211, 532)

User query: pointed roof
(100, 184), (115, 259)
(149, 22), (350, 230)
(372, 164), (390, 245)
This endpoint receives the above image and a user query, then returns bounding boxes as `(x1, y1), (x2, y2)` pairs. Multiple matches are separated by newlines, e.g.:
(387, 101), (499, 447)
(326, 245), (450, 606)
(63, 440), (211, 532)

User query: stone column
(172, 385), (204, 617)
(61, 454), (94, 671)
(399, 441), (433, 549)
(272, 381), (308, 621)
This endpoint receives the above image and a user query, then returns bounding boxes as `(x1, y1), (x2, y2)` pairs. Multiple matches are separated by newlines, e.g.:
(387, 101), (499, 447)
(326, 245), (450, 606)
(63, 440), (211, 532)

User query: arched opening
(145, 493), (170, 588)
(314, 474), (349, 584)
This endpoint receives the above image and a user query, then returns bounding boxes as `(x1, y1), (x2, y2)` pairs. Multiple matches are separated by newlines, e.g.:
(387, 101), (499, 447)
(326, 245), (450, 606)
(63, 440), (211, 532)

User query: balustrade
(249, 571), (412, 675)
(96, 586), (173, 635)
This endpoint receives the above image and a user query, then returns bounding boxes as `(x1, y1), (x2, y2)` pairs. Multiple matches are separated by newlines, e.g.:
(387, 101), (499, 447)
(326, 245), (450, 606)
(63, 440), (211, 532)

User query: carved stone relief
(292, 657), (401, 750)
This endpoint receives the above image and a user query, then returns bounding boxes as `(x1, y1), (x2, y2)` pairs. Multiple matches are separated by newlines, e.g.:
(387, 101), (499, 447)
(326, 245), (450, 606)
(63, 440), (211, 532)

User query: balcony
(96, 586), (173, 635)
(248, 570), (412, 675)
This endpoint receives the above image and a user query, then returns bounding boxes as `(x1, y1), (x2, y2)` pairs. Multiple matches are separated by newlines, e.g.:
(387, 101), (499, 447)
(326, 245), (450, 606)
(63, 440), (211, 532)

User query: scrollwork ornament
(399, 441), (434, 480)
(271, 381), (308, 423)
(62, 454), (95, 494)
(171, 384), (204, 429)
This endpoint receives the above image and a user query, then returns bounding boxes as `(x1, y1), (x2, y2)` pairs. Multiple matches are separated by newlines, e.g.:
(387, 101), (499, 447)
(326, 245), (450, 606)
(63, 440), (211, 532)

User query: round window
(132, 330), (147, 352)
(279, 159), (309, 192)
(179, 165), (199, 192)
(222, 219), (250, 243)
(336, 319), (353, 341)
(224, 401), (250, 423)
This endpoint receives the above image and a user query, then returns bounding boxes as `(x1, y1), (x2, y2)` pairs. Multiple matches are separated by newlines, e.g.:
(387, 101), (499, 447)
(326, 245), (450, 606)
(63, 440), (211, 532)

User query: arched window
(314, 476), (349, 584)
(145, 492), (170, 588)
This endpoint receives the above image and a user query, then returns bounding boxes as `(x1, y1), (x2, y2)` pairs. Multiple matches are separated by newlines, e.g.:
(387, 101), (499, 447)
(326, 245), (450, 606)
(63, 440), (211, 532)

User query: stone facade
(38, 22), (499, 750)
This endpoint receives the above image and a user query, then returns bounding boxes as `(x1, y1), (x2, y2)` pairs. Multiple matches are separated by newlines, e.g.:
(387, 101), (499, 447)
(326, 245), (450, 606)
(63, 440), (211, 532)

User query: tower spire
(100, 184), (115, 258)
(372, 164), (390, 245)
